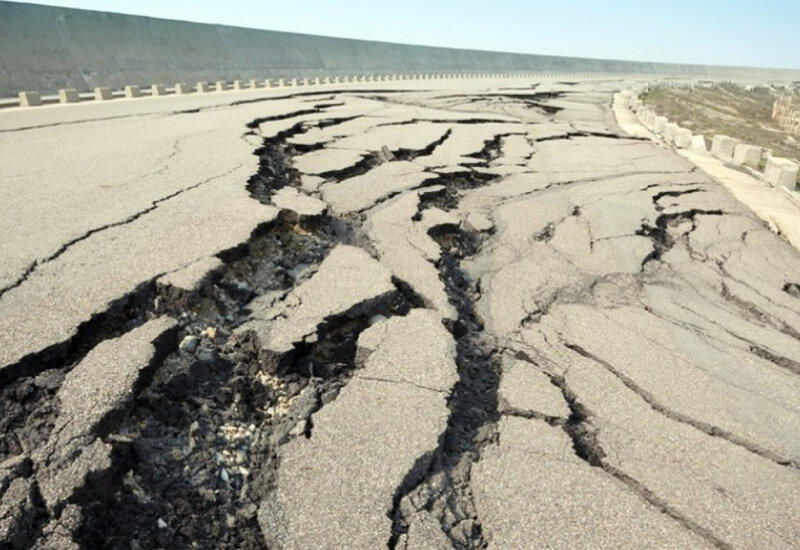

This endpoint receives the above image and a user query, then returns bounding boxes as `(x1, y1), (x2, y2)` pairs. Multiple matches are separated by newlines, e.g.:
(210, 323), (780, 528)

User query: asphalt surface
(1, 77), (799, 549)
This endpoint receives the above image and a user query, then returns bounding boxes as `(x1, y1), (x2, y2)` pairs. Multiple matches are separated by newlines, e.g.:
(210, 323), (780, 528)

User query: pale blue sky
(10, 0), (800, 69)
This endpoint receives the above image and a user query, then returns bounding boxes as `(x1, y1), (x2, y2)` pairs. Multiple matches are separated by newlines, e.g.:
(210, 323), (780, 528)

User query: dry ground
(641, 83), (800, 164)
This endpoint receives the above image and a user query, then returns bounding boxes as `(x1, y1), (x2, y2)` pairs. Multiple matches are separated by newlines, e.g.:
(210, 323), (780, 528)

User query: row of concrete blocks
(14, 72), (558, 107)
(620, 90), (800, 189)
(15, 72), (696, 108)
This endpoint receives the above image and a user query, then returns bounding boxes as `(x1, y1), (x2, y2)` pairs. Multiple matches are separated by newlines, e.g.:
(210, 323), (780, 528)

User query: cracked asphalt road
(1, 78), (799, 549)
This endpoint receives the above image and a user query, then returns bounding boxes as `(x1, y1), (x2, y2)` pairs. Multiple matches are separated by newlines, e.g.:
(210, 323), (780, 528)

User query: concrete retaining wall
(3, 1), (800, 97)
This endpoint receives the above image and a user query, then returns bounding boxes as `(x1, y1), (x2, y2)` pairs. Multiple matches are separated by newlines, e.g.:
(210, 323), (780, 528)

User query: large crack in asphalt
(636, 208), (724, 268)
(68, 112), (405, 549)
(388, 226), (499, 550)
(0, 103), (426, 548)
(387, 166), (505, 549)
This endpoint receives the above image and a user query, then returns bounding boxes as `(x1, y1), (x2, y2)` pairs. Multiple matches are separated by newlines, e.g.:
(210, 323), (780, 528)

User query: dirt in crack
(388, 222), (499, 550)
(636, 208), (723, 267)
(66, 113), (393, 549)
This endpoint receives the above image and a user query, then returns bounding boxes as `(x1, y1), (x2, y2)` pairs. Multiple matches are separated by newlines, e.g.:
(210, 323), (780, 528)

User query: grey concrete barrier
(151, 84), (167, 96)
(710, 135), (739, 162)
(665, 122), (680, 143)
(196, 82), (211, 93)
(59, 88), (80, 103)
(19, 91), (42, 107)
(175, 83), (192, 94)
(732, 144), (762, 168)
(94, 86), (112, 100)
(124, 85), (141, 98)
(674, 128), (692, 149)
(765, 157), (800, 188)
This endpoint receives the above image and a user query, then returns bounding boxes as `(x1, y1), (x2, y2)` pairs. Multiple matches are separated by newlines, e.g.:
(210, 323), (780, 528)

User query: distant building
(773, 94), (800, 136)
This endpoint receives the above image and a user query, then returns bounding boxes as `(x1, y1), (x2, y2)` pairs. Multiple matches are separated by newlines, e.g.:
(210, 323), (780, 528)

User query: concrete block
(175, 83), (192, 94)
(124, 85), (141, 98)
(653, 116), (668, 134)
(665, 122), (680, 143)
(216, 81), (228, 92)
(690, 135), (708, 154)
(765, 157), (799, 189)
(732, 143), (762, 168)
(151, 84), (167, 96)
(94, 87), (112, 100)
(196, 82), (210, 93)
(233, 80), (247, 90)
(19, 91), (42, 107)
(276, 78), (285, 87)
(58, 88), (80, 103)
(674, 128), (692, 149)
(249, 79), (260, 89)
(710, 135), (738, 162)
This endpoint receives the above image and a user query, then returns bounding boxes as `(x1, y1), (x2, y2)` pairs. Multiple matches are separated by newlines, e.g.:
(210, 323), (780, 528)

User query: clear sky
(9, 0), (800, 69)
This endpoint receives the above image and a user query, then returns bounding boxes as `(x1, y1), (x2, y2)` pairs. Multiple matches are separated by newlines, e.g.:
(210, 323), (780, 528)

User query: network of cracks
(2, 85), (800, 550)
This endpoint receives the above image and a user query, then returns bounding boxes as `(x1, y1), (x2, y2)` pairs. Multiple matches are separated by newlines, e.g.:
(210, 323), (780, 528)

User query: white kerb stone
(58, 88), (80, 103)
(710, 135), (738, 162)
(94, 87), (112, 100)
(125, 85), (142, 98)
(765, 157), (799, 189)
(690, 135), (708, 154)
(18, 91), (42, 107)
(124, 85), (141, 98)
(731, 144), (762, 168)
(674, 128), (692, 149)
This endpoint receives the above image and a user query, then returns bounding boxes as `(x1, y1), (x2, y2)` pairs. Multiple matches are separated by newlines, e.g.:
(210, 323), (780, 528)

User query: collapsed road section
(1, 80), (800, 549)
